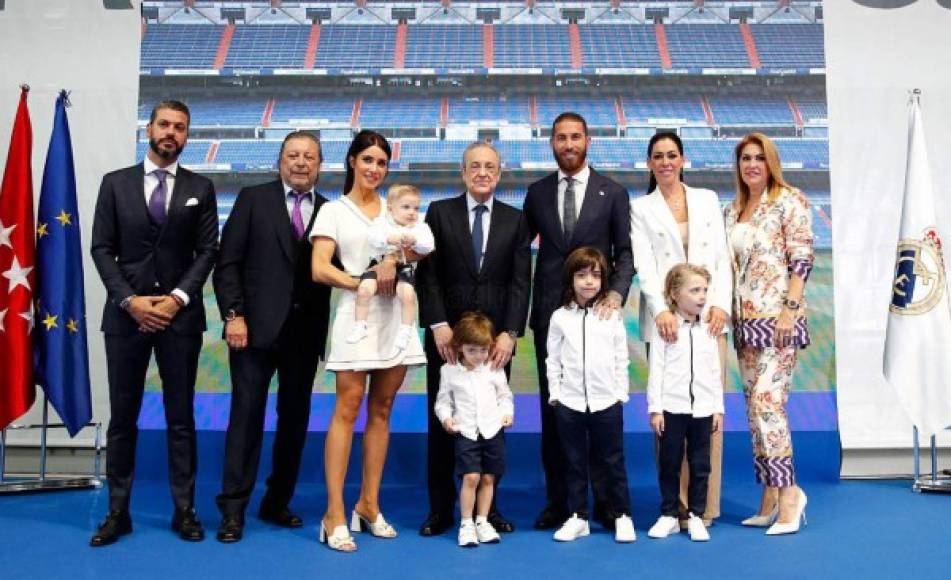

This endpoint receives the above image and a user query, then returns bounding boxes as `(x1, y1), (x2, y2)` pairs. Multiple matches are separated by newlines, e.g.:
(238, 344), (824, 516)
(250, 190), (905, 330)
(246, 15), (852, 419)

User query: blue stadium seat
(361, 97), (441, 129)
(622, 94), (707, 124)
(536, 95), (617, 128)
(271, 96), (355, 125)
(140, 24), (222, 69)
(579, 25), (660, 68)
(225, 25), (310, 68)
(493, 25), (572, 68)
(405, 25), (483, 68)
(795, 97), (828, 123)
(751, 24), (825, 69)
(315, 25), (396, 69)
(448, 96), (530, 125)
(665, 25), (750, 68)
(707, 95), (794, 125)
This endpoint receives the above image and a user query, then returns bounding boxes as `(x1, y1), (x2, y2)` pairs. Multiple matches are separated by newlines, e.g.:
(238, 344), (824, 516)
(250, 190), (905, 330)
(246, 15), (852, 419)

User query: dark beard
(555, 148), (587, 175)
(149, 137), (184, 161)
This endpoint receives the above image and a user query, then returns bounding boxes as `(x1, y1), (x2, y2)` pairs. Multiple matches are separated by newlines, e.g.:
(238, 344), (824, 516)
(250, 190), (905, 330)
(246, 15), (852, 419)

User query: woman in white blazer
(629, 132), (732, 526)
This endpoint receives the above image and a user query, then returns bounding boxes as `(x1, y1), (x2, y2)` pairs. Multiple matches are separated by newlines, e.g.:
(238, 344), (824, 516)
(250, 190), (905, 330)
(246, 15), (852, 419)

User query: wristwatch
(505, 330), (518, 340)
(119, 295), (136, 311)
(225, 309), (240, 322)
(783, 298), (801, 310)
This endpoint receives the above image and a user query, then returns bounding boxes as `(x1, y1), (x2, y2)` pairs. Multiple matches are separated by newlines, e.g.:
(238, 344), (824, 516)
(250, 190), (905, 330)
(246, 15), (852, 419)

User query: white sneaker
(475, 520), (500, 544)
(394, 324), (413, 350)
(346, 322), (369, 344)
(687, 513), (710, 542)
(647, 515), (680, 539)
(614, 515), (636, 543)
(458, 521), (479, 547)
(553, 514), (590, 542)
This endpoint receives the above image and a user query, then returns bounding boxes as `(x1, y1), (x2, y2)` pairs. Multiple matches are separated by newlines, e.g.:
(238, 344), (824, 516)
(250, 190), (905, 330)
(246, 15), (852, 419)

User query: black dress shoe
(487, 511), (514, 533)
(216, 515), (244, 543)
(89, 510), (132, 547)
(534, 506), (568, 530)
(172, 508), (205, 541)
(419, 512), (454, 536)
(258, 504), (303, 528)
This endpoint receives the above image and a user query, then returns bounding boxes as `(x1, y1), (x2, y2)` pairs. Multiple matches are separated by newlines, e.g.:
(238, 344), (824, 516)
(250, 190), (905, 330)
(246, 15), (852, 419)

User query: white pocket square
(185, 197), (199, 207)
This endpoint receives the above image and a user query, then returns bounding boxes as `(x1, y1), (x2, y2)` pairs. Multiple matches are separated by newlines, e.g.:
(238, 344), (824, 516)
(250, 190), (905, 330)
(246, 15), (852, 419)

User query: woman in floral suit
(723, 133), (814, 536)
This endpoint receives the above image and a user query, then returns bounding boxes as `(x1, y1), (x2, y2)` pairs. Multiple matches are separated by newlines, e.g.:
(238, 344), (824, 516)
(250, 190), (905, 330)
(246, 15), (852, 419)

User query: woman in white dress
(630, 132), (732, 526)
(310, 130), (427, 551)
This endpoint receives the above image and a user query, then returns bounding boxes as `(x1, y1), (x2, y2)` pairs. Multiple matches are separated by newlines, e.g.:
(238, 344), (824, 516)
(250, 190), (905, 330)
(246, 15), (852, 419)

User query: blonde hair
(451, 312), (496, 351)
(386, 184), (421, 205)
(663, 263), (711, 312)
(733, 132), (793, 210)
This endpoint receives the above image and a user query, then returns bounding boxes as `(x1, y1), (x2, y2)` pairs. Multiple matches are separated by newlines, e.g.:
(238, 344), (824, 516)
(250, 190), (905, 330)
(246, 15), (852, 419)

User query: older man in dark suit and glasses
(416, 142), (532, 536)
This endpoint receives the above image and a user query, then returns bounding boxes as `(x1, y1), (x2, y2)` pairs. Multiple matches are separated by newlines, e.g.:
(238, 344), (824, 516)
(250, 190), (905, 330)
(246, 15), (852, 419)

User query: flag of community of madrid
(884, 92), (951, 437)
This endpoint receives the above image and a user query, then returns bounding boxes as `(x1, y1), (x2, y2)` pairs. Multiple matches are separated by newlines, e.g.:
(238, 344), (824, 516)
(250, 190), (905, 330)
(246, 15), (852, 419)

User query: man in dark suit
(89, 100), (218, 546)
(416, 142), (532, 537)
(212, 131), (331, 543)
(523, 112), (635, 530)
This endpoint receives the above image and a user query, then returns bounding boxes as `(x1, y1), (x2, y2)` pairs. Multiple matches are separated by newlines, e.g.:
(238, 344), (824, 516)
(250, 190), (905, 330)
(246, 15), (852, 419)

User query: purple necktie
(149, 169), (168, 225)
(290, 190), (308, 240)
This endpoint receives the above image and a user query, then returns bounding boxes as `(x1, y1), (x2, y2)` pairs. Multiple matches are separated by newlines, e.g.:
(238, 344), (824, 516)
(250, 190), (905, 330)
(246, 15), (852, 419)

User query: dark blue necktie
(472, 204), (487, 271)
(149, 169), (168, 225)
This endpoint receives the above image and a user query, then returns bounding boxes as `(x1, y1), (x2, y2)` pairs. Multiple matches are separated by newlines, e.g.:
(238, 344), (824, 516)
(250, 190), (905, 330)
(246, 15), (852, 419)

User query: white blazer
(629, 184), (732, 342)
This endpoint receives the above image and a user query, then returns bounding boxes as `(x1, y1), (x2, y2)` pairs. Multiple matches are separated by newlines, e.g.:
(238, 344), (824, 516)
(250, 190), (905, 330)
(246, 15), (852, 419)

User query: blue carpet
(0, 432), (946, 579)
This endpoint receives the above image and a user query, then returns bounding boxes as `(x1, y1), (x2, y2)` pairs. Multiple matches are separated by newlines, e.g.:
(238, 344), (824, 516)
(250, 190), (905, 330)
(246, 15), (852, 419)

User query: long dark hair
(646, 131), (685, 194)
(561, 246), (610, 308)
(343, 129), (391, 194)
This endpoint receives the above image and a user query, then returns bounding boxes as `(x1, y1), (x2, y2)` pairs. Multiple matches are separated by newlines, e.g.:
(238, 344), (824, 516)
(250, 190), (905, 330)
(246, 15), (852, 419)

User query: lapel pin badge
(599, 191), (605, 196)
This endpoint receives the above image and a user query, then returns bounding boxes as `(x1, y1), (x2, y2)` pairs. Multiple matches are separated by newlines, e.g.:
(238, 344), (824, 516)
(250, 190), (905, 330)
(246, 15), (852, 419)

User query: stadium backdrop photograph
(134, 0), (833, 433)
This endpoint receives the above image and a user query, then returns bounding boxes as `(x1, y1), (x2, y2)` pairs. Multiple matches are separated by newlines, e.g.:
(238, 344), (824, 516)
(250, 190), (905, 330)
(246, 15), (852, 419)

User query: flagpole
(39, 394), (48, 481)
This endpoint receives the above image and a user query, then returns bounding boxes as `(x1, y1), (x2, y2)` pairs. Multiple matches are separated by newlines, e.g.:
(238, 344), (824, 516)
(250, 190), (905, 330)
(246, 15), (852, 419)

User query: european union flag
(34, 91), (91, 437)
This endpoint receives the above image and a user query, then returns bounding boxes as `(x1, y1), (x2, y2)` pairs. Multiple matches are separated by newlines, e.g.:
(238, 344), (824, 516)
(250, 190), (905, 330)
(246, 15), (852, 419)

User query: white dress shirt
(646, 316), (725, 418)
(143, 156), (189, 306)
(556, 164), (590, 226)
(546, 303), (630, 413)
(434, 362), (514, 441)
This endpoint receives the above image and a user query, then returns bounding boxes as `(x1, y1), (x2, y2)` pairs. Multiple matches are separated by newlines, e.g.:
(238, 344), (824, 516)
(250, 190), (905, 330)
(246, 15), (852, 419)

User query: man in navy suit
(90, 100), (219, 546)
(416, 142), (531, 536)
(522, 112), (634, 530)
(212, 131), (331, 543)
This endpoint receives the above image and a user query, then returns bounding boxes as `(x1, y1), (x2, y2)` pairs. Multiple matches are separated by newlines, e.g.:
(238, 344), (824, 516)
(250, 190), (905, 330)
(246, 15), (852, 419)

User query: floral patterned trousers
(738, 345), (798, 488)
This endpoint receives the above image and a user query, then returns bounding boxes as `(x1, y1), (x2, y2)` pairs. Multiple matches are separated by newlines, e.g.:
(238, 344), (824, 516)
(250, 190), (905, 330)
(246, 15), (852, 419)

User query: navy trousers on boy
(657, 412), (713, 517)
(554, 402), (631, 520)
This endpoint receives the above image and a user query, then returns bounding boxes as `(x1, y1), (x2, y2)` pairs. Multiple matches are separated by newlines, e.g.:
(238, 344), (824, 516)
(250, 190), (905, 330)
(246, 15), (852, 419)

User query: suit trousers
(425, 330), (505, 518)
(534, 326), (613, 519)
(657, 412), (713, 518)
(105, 330), (202, 512)
(553, 402), (631, 520)
(216, 316), (321, 518)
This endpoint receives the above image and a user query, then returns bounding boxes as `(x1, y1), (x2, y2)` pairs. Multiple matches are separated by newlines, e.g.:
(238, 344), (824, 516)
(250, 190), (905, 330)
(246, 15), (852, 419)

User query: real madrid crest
(890, 228), (947, 315)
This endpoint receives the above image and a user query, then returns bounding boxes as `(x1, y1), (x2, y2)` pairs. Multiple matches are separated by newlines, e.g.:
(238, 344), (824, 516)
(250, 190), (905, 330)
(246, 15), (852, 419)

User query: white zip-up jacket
(646, 317), (725, 418)
(546, 303), (630, 413)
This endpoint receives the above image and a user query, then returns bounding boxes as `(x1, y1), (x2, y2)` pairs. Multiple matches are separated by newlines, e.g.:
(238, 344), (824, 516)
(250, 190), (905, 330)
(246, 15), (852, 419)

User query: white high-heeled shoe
(350, 510), (398, 538)
(765, 490), (808, 536)
(741, 504), (779, 527)
(319, 520), (357, 552)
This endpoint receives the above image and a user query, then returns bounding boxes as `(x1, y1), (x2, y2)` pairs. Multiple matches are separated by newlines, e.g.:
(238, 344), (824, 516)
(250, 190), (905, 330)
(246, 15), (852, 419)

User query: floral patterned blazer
(723, 187), (814, 349)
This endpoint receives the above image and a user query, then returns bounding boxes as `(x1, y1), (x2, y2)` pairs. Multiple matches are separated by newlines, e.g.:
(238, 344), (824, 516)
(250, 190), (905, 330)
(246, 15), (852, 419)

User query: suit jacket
(213, 180), (331, 353)
(90, 163), (218, 335)
(723, 186), (814, 349)
(630, 184), (732, 342)
(416, 193), (531, 335)
(523, 167), (634, 331)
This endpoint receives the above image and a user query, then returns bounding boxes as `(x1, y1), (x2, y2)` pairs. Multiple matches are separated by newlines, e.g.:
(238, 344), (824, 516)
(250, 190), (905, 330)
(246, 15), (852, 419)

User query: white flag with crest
(883, 93), (951, 437)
